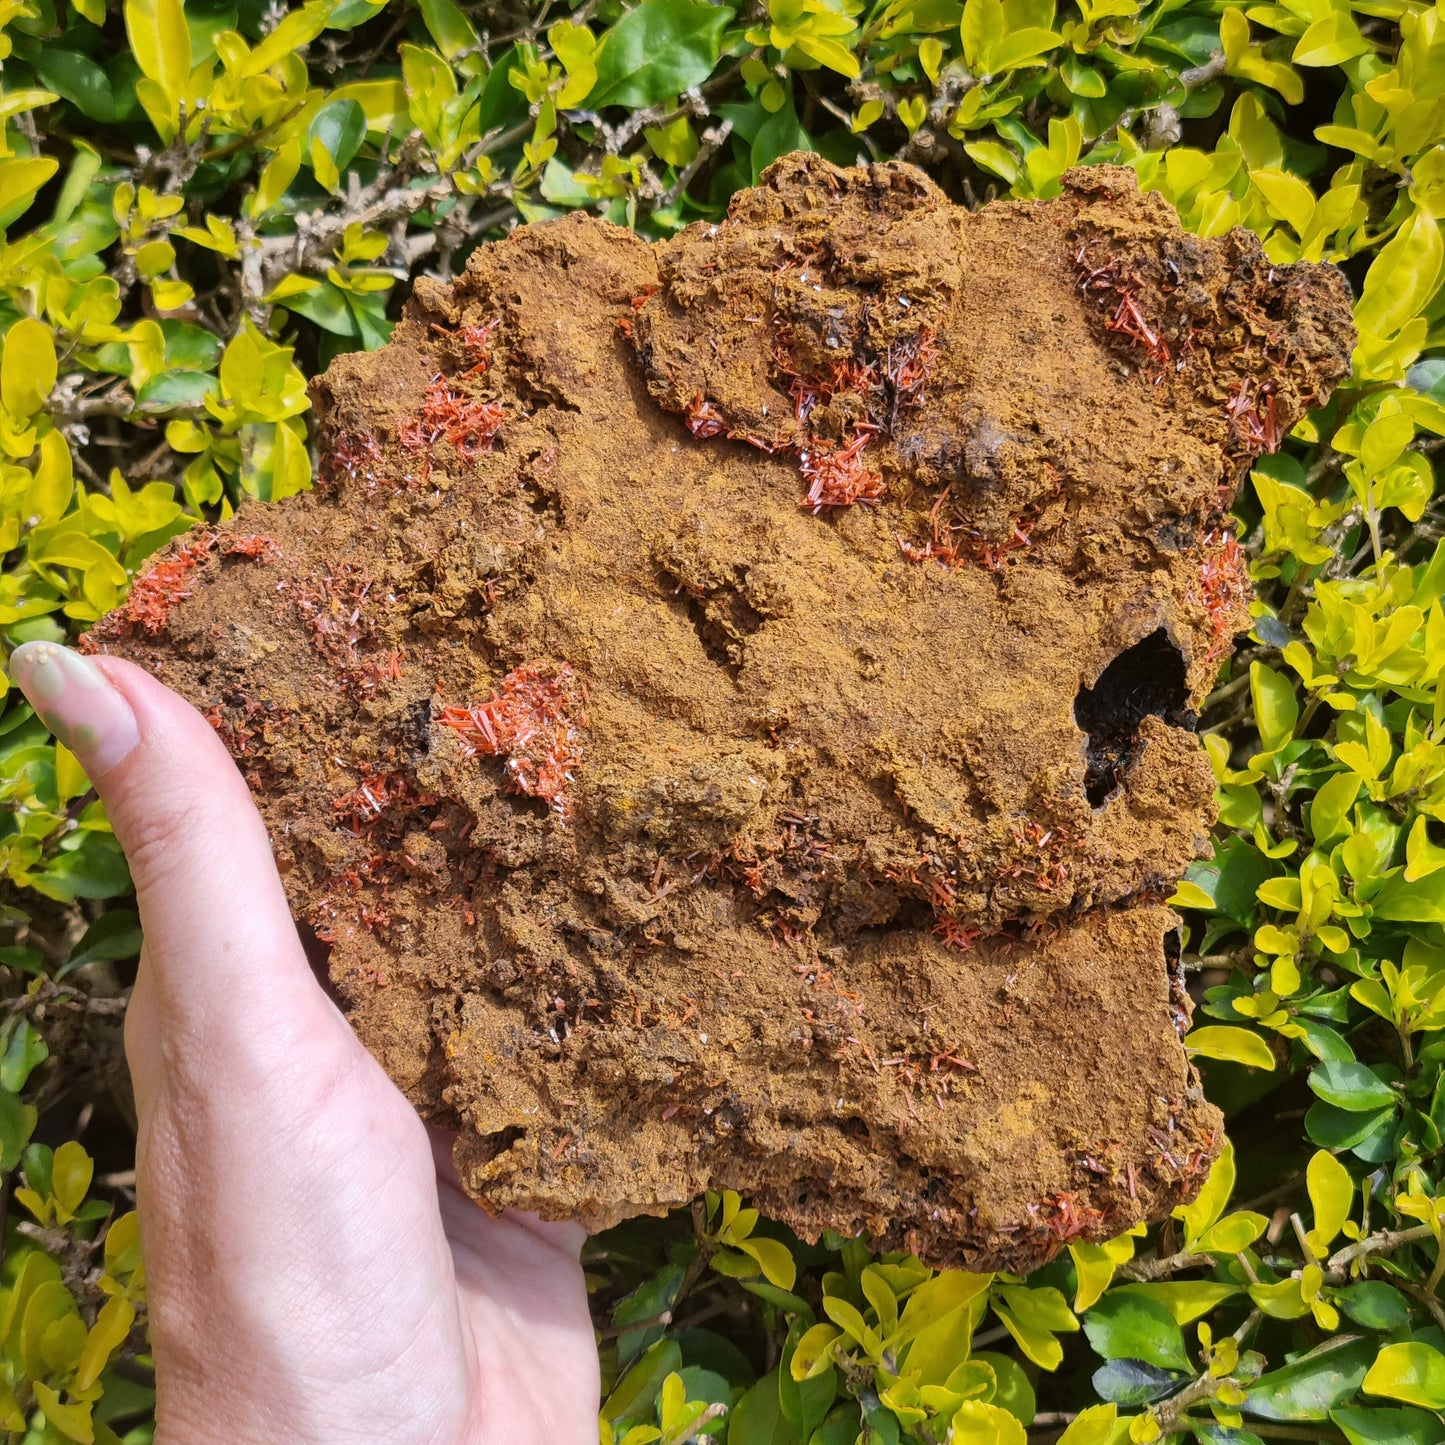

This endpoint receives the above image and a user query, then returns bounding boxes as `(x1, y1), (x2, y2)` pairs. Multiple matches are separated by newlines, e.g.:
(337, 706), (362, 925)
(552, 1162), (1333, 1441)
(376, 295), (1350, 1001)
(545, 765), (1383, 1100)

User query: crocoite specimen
(87, 156), (1354, 1269)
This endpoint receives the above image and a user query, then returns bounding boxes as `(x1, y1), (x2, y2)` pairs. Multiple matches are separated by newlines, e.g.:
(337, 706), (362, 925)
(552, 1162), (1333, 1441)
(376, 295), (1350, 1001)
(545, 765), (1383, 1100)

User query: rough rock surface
(86, 155), (1355, 1270)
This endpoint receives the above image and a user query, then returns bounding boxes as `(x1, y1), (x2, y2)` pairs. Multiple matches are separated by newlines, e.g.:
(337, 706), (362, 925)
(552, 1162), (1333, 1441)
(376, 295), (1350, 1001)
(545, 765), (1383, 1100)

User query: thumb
(8, 642), (337, 1056)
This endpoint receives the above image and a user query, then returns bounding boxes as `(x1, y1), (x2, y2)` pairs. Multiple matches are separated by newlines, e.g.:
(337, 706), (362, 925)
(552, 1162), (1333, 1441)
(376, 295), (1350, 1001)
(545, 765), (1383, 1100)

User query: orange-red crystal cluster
(1195, 527), (1249, 665)
(798, 425), (885, 513)
(438, 662), (588, 822)
(1225, 377), (1283, 456)
(400, 376), (505, 463)
(667, 274), (938, 514)
(898, 490), (1033, 572)
(85, 530), (279, 642)
(1074, 241), (1173, 374)
(400, 317), (504, 468)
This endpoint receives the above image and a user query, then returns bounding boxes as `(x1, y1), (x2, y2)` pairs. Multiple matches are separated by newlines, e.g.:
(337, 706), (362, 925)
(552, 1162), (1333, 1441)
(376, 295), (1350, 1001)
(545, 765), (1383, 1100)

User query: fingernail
(8, 642), (140, 776)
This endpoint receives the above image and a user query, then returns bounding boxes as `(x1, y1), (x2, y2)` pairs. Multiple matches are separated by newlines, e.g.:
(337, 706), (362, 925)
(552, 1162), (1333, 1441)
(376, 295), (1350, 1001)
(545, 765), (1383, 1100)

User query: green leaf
(277, 279), (356, 337)
(964, 140), (1021, 187)
(1091, 1359), (1180, 1406)
(793, 33), (860, 78)
(645, 113), (698, 168)
(1309, 772), (1362, 848)
(308, 99), (367, 174)
(896, 1271), (992, 1346)
(1114, 1282), (1241, 1325)
(1363, 1343), (1445, 1409)
(1182, 840), (1272, 925)
(251, 139), (302, 218)
(729, 1372), (805, 1445)
(327, 0), (385, 27)
(1331, 1406), (1444, 1445)
(33, 49), (117, 122)
(1244, 1337), (1378, 1421)
(1059, 54), (1107, 97)
(61, 909), (142, 975)
(1192, 1428), (1264, 1445)
(1335, 1282), (1412, 1330)
(1374, 868), (1445, 924)
(1177, 1140), (1235, 1241)
(1082, 1293), (1189, 1371)
(808, 1407), (860, 1445)
(1195, 1211), (1269, 1254)
(73, 1295), (135, 1393)
(1309, 1061), (1398, 1112)
(20, 1278), (80, 1377)
(989, 26), (1061, 70)
(1305, 1100), (1395, 1150)
(993, 1285), (1076, 1371)
(947, 1401), (1027, 1443)
(751, 91), (813, 182)
(0, 1020), (47, 1093)
(419, 0), (478, 59)
(741, 1279), (816, 1318)
(603, 1339), (684, 1424)
(590, 0), (734, 110)
(780, 1320), (835, 1435)
(1293, 1018), (1354, 1063)
(740, 1236), (797, 1291)
(0, 1088), (37, 1172)
(52, 1139), (93, 1219)
(161, 320), (224, 371)
(961, 0), (1004, 70)
(134, 369), (221, 413)
(974, 1350), (1034, 1425)
(1251, 167), (1315, 236)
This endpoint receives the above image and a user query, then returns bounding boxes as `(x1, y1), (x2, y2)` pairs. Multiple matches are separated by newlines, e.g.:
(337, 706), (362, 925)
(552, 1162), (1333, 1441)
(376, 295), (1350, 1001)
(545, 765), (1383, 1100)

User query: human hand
(10, 642), (600, 1445)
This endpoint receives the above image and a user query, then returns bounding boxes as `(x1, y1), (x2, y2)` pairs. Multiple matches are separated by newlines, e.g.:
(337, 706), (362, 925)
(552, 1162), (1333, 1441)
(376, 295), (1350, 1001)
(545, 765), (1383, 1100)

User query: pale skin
(9, 642), (600, 1445)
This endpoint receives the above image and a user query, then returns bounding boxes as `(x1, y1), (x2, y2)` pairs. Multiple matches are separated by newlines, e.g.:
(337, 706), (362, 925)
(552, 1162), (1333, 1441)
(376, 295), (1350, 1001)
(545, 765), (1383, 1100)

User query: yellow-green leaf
(1185, 1026), (1276, 1070)
(31, 1383), (93, 1445)
(1177, 1141), (1236, 1242)
(249, 139), (301, 219)
(1195, 1210), (1269, 1254)
(1250, 661), (1298, 752)
(1356, 208), (1445, 343)
(52, 1139), (94, 1221)
(73, 1296), (135, 1393)
(950, 1399), (1027, 1444)
(1363, 1342), (1445, 1409)
(1251, 167), (1315, 237)
(124, 0), (191, 101)
(1306, 1149), (1353, 1251)
(2, 317), (56, 417)
(738, 1236), (797, 1291)
(420, 0), (479, 59)
(26, 429), (73, 524)
(1056, 1405), (1119, 1445)
(0, 156), (60, 223)
(54, 743), (88, 804)
(1293, 12), (1371, 67)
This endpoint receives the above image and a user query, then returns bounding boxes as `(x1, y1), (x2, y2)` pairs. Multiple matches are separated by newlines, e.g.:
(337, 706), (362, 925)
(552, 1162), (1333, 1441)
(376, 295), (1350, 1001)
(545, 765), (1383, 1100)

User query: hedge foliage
(0, 0), (1442, 1442)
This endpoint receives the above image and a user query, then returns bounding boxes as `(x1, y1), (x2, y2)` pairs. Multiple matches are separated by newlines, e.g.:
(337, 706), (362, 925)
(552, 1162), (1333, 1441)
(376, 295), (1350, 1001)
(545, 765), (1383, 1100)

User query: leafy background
(0, 0), (1442, 1441)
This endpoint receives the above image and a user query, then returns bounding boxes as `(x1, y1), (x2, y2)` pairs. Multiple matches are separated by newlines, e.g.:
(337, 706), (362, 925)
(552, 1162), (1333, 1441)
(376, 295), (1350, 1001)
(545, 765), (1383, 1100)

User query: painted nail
(8, 642), (140, 777)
